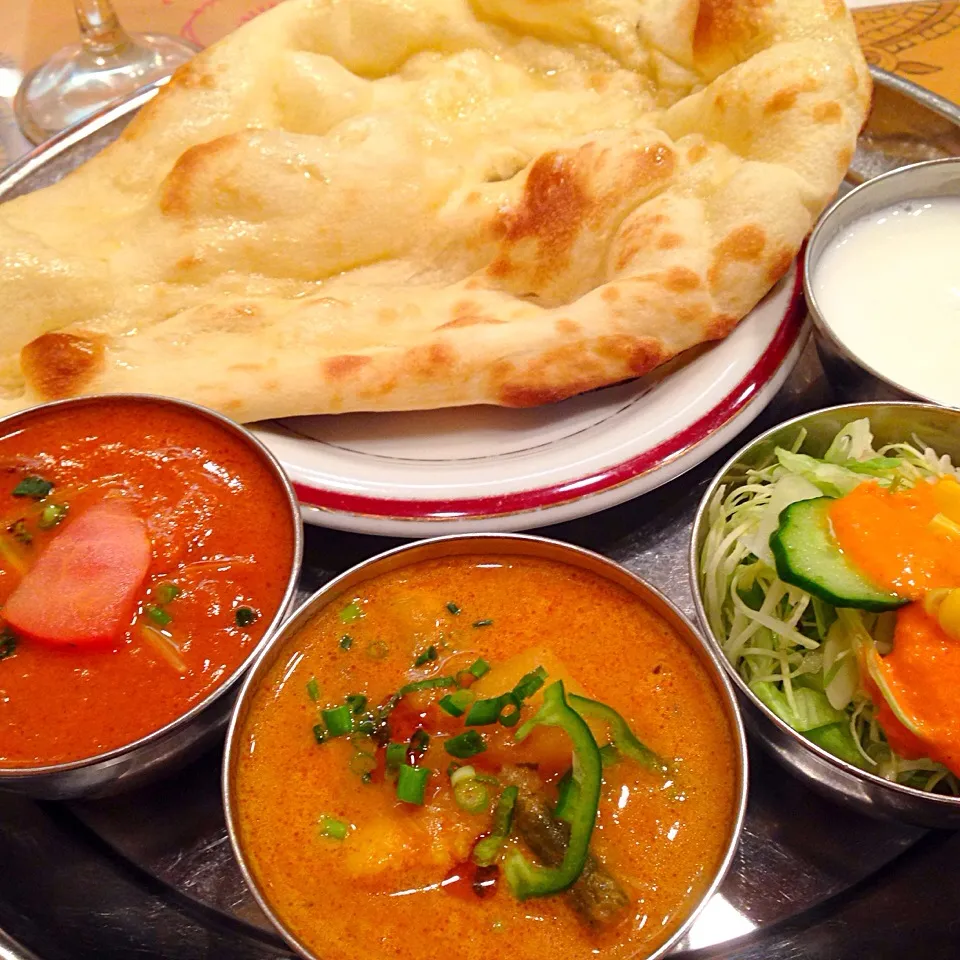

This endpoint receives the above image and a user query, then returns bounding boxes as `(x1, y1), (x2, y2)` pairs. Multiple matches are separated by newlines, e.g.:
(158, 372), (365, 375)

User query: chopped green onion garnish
(38, 501), (68, 530)
(396, 764), (430, 805)
(366, 639), (389, 660)
(413, 645), (438, 667)
(386, 742), (407, 772)
(339, 600), (365, 624)
(454, 778), (490, 815)
(439, 689), (475, 717)
(468, 658), (490, 678)
(498, 693), (522, 728)
(355, 714), (376, 736)
(322, 705), (354, 737)
(472, 619), (494, 629)
(474, 785), (518, 866)
(12, 476), (53, 499)
(306, 677), (321, 703)
(312, 724), (326, 744)
(8, 520), (31, 545)
(449, 764), (476, 788)
(146, 604), (172, 627)
(399, 675), (457, 696)
(446, 602), (461, 615)
(346, 694), (368, 715)
(154, 581), (180, 605)
(318, 816), (349, 841)
(466, 697), (503, 726)
(339, 634), (354, 650)
(0, 627), (16, 661)
(513, 666), (547, 701)
(349, 753), (377, 777)
(235, 606), (257, 627)
(409, 729), (430, 756)
(444, 730), (487, 759)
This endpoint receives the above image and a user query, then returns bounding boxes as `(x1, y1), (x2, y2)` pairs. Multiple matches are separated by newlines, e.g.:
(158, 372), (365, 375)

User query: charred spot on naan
(693, 0), (772, 74)
(21, 333), (105, 401)
(159, 134), (246, 218)
(495, 335), (668, 407)
(325, 355), (372, 379)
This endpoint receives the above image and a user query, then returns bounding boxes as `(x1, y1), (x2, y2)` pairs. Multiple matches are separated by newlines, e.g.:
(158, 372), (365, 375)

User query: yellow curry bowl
(222, 534), (748, 960)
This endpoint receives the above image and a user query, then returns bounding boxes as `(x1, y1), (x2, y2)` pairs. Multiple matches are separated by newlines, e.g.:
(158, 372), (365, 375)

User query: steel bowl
(805, 156), (960, 405)
(223, 533), (749, 960)
(0, 394), (303, 800)
(691, 401), (960, 829)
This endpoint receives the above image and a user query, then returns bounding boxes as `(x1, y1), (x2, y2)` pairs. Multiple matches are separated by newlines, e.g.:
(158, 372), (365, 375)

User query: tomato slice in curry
(0, 398), (294, 767)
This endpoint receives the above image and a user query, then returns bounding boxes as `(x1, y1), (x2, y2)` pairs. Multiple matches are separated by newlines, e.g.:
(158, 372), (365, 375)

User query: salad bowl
(691, 402), (960, 829)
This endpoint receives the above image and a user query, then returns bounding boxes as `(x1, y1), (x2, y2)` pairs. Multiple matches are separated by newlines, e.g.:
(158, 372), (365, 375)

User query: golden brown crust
(0, 0), (871, 421)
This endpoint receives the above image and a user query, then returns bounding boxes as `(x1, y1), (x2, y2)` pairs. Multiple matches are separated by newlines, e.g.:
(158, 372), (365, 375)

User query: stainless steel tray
(0, 67), (958, 960)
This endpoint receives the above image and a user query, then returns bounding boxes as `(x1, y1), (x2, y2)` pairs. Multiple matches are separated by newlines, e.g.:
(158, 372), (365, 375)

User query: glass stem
(74, 0), (134, 56)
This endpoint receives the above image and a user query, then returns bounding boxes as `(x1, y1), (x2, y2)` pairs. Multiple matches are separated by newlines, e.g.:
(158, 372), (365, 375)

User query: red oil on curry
(830, 477), (960, 772)
(0, 398), (294, 767)
(235, 556), (738, 960)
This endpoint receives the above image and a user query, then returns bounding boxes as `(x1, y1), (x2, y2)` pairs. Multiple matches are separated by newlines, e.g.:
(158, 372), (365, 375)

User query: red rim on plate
(293, 267), (806, 521)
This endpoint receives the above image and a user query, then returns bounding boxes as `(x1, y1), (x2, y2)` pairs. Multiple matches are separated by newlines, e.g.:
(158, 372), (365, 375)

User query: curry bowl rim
(689, 399), (960, 813)
(0, 392), (304, 782)
(222, 532), (750, 960)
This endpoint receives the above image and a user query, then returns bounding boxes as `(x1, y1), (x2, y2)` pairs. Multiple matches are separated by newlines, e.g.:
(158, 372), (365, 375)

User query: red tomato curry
(0, 397), (294, 767)
(235, 556), (738, 960)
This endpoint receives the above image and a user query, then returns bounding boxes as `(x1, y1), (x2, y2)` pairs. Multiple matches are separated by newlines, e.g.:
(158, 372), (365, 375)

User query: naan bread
(0, 0), (870, 422)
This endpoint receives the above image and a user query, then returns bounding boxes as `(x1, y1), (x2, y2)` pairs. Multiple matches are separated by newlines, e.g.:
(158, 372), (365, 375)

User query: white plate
(252, 265), (806, 536)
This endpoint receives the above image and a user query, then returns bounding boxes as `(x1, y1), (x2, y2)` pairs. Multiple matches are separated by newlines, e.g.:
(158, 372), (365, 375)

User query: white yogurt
(812, 196), (960, 405)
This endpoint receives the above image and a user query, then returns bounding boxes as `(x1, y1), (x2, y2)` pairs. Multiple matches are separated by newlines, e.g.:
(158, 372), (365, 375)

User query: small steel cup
(805, 157), (960, 406)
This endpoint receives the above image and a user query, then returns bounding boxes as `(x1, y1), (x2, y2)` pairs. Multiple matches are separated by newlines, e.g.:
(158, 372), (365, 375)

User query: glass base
(14, 32), (198, 145)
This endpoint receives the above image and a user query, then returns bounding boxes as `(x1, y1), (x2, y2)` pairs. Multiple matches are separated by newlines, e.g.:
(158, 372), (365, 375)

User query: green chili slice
(396, 764), (430, 805)
(504, 681), (602, 900)
(444, 730), (486, 759)
(567, 692), (668, 773)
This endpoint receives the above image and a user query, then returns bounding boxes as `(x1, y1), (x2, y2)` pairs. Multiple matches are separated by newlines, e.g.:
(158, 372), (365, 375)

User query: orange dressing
(829, 476), (960, 597)
(830, 477), (960, 773)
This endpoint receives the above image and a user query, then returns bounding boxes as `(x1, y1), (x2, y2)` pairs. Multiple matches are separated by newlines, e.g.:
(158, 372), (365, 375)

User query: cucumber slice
(769, 497), (907, 612)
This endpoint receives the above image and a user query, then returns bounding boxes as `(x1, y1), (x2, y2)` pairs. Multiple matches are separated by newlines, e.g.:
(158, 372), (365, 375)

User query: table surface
(0, 0), (958, 164)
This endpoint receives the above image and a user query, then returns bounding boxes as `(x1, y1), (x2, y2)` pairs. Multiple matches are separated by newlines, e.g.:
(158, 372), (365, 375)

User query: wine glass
(13, 0), (199, 145)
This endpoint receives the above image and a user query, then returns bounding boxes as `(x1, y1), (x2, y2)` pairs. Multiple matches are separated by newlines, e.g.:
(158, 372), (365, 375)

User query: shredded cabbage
(700, 418), (960, 794)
